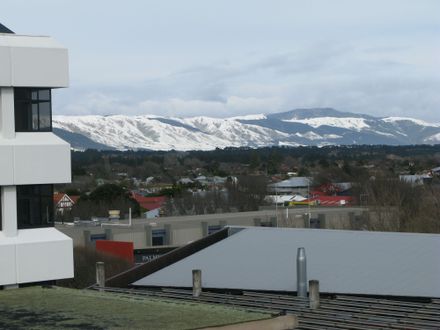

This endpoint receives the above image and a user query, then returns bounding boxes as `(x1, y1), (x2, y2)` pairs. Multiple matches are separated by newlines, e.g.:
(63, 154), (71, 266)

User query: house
(399, 174), (432, 185)
(310, 182), (354, 206)
(53, 192), (79, 214)
(0, 24), (73, 288)
(431, 166), (440, 176)
(268, 177), (311, 195)
(312, 195), (354, 206)
(178, 177), (194, 185)
(131, 192), (166, 217)
(264, 194), (307, 205)
(313, 182), (352, 196)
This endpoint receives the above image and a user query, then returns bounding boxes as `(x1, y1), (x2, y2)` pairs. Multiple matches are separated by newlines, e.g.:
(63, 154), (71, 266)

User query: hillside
(53, 108), (440, 151)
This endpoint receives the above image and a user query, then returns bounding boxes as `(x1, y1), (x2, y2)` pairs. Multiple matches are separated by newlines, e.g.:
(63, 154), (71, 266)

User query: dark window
(310, 218), (321, 229)
(152, 236), (164, 246)
(90, 234), (107, 242)
(208, 225), (221, 235)
(17, 185), (54, 229)
(152, 229), (166, 246)
(14, 88), (52, 132)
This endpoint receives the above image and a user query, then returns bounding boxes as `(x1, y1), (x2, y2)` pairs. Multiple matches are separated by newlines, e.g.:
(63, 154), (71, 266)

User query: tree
(70, 184), (140, 219)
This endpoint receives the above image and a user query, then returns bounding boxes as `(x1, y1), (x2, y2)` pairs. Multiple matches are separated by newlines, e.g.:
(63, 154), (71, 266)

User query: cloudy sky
(3, 0), (440, 120)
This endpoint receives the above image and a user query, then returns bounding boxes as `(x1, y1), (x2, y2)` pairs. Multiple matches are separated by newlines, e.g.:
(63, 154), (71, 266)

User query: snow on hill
(283, 117), (370, 131)
(52, 108), (440, 151)
(381, 117), (440, 128)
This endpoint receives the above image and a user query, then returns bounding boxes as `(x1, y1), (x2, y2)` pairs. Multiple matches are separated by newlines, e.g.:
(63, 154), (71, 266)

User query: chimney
(296, 247), (307, 297)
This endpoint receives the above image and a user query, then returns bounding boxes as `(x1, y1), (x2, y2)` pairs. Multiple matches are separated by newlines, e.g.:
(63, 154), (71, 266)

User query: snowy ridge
(54, 115), (288, 151)
(425, 133), (440, 143)
(229, 114), (267, 120)
(381, 117), (440, 128)
(283, 117), (370, 131)
(53, 108), (440, 150)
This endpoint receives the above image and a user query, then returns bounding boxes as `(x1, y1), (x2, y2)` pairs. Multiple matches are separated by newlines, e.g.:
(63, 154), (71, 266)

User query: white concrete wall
(0, 228), (74, 286)
(0, 133), (71, 185)
(13, 133), (71, 184)
(0, 35), (68, 88)
(0, 242), (16, 285)
(0, 88), (15, 139)
(0, 146), (14, 185)
(173, 227), (203, 245)
(1, 186), (18, 237)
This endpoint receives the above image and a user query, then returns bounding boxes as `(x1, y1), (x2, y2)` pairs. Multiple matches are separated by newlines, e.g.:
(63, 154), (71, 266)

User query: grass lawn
(0, 286), (269, 330)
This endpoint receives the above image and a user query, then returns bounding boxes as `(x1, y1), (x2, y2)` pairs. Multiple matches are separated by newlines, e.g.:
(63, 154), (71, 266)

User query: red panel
(96, 240), (134, 264)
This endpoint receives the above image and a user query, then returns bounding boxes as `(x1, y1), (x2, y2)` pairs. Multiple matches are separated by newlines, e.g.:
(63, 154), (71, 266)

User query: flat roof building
(122, 226), (440, 298)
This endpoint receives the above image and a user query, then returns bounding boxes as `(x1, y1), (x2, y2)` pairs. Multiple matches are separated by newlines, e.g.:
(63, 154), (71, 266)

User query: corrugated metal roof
(269, 177), (311, 188)
(134, 226), (440, 298)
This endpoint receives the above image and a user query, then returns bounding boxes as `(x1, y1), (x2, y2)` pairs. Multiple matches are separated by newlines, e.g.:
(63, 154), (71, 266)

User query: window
(14, 88), (52, 132)
(208, 225), (221, 235)
(152, 229), (166, 246)
(17, 185), (54, 229)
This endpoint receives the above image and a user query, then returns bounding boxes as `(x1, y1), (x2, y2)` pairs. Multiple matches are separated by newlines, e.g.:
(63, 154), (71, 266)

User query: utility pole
(308, 179), (311, 226)
(275, 187), (278, 227)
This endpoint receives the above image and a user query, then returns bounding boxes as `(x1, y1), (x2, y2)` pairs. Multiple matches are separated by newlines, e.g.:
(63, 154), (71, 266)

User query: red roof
(131, 192), (166, 211)
(53, 193), (65, 204)
(53, 193), (79, 205)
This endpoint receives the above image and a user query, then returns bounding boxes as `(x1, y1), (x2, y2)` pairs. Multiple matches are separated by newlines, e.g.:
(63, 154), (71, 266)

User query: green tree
(71, 184), (140, 219)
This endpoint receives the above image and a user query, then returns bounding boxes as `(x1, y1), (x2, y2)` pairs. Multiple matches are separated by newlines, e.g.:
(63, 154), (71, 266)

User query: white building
(0, 24), (73, 288)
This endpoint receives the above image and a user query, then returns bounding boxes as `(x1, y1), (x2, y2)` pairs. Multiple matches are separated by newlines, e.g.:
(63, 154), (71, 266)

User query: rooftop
(98, 287), (440, 330)
(128, 226), (440, 298)
(0, 286), (268, 329)
(269, 177), (311, 188)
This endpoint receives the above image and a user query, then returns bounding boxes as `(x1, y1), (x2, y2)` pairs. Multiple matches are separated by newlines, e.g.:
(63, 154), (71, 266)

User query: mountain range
(53, 108), (440, 151)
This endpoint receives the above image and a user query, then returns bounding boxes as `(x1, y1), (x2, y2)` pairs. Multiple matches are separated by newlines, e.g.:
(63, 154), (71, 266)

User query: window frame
(14, 87), (53, 132)
(17, 184), (54, 229)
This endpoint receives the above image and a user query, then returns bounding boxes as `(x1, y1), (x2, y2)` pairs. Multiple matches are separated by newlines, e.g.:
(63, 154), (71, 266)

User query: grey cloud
(55, 42), (440, 121)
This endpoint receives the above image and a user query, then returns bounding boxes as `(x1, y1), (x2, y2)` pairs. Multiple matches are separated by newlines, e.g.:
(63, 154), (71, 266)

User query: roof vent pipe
(297, 247), (307, 297)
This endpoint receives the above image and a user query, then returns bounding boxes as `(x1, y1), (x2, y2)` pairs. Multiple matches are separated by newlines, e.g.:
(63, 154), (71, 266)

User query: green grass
(0, 286), (269, 329)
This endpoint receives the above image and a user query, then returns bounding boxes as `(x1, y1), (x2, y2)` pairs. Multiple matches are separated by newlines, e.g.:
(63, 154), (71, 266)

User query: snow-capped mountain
(52, 108), (440, 151)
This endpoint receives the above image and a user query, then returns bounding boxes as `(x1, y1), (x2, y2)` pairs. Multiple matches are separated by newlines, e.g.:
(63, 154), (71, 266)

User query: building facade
(0, 25), (73, 288)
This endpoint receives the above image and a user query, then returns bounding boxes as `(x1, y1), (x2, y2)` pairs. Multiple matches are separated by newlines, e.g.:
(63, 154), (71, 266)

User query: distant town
(2, 7), (440, 328)
(55, 145), (440, 234)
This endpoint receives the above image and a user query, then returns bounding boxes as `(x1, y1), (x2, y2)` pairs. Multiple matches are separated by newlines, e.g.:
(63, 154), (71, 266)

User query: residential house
(53, 192), (79, 214)
(268, 177), (312, 195)
(131, 192), (166, 218)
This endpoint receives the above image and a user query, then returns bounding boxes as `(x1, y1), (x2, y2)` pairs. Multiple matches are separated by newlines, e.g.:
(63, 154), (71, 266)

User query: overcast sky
(3, 0), (440, 121)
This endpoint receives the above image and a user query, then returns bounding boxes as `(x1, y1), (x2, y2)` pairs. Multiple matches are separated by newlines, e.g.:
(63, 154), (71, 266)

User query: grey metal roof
(0, 23), (14, 34)
(134, 226), (440, 298)
(269, 177), (311, 188)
